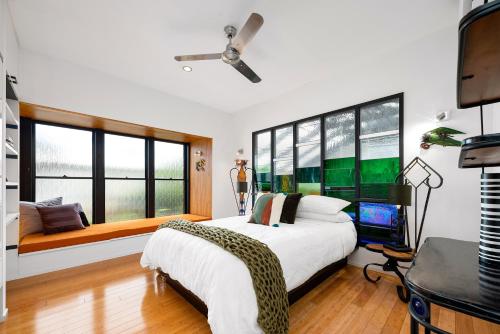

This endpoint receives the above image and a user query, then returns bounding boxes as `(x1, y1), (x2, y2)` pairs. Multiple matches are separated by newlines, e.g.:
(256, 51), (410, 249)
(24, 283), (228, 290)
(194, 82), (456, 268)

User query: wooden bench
(19, 214), (211, 254)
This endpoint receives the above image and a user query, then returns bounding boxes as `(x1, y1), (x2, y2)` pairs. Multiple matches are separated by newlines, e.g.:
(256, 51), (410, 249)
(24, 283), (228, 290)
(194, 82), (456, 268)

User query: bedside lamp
(386, 184), (412, 252)
(392, 157), (443, 251)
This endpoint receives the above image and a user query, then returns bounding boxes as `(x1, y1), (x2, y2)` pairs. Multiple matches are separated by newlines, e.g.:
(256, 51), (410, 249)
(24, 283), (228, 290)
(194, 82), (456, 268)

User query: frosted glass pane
(298, 145), (320, 168)
(275, 126), (293, 159)
(155, 180), (184, 217)
(325, 111), (355, 160)
(36, 179), (93, 223)
(360, 98), (399, 135)
(155, 141), (184, 179)
(298, 119), (320, 143)
(105, 134), (145, 178)
(360, 134), (399, 160)
(105, 180), (145, 222)
(35, 124), (92, 177)
(275, 159), (293, 175)
(255, 131), (271, 173)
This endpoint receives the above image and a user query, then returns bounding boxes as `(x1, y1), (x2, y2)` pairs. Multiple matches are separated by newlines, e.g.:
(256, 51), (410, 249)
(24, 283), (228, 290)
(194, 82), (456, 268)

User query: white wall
(233, 24), (500, 267)
(15, 17), (500, 272)
(19, 50), (237, 219)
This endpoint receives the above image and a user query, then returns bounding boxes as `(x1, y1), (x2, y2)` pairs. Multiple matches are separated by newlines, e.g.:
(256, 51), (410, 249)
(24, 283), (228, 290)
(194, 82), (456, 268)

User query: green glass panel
(297, 183), (321, 195)
(274, 175), (294, 193)
(360, 157), (399, 198)
(255, 172), (271, 192)
(296, 167), (320, 183)
(324, 157), (355, 187)
(296, 166), (320, 195)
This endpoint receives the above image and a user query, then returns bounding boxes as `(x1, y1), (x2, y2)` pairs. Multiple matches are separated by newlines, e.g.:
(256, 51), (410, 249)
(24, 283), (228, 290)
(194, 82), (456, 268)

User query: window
(358, 98), (401, 244)
(324, 110), (356, 212)
(252, 94), (403, 245)
(154, 141), (185, 217)
(296, 119), (321, 195)
(273, 126), (294, 193)
(25, 120), (189, 225)
(35, 124), (93, 222)
(254, 131), (271, 192)
(105, 134), (146, 222)
(359, 98), (400, 199)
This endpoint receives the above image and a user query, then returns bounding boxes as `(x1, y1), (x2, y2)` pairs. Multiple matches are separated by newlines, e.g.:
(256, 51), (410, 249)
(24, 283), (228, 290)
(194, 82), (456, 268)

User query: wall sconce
(194, 150), (205, 171)
(435, 110), (452, 122)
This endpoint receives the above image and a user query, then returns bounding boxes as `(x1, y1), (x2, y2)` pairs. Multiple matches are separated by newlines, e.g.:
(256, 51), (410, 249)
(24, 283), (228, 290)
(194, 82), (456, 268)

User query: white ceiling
(9, 0), (458, 113)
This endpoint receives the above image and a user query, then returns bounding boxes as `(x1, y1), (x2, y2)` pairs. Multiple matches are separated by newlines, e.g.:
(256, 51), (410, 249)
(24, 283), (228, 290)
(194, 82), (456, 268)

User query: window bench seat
(18, 214), (211, 254)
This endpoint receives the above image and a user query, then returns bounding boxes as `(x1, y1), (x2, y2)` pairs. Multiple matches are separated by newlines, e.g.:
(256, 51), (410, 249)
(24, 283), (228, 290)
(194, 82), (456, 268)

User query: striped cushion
(249, 194), (274, 225)
(37, 204), (86, 235)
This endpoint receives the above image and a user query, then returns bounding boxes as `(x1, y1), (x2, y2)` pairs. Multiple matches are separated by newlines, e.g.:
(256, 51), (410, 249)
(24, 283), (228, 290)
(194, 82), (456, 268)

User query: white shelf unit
(1, 0), (20, 321)
(0, 27), (19, 324)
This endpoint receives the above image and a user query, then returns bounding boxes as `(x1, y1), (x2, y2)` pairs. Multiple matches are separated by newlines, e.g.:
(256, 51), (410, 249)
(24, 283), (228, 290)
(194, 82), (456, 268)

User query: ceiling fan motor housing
(224, 25), (237, 39)
(222, 46), (240, 64)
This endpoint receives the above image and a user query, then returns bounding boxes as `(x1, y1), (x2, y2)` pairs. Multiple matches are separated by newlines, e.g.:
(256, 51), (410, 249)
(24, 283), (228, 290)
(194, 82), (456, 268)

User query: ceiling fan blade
(174, 53), (221, 61)
(231, 60), (261, 83)
(232, 13), (264, 53)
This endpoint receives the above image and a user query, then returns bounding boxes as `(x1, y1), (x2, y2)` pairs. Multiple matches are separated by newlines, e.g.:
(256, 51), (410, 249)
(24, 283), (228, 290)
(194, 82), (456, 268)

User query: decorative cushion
(37, 204), (86, 235)
(79, 211), (90, 227)
(269, 193), (286, 226)
(279, 193), (303, 224)
(19, 197), (63, 239)
(75, 203), (90, 226)
(249, 194), (274, 225)
(297, 195), (350, 216)
(296, 211), (353, 223)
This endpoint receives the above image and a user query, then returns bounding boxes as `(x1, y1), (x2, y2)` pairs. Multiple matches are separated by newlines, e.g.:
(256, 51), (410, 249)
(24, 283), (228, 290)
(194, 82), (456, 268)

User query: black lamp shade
(388, 184), (412, 206)
(237, 181), (248, 193)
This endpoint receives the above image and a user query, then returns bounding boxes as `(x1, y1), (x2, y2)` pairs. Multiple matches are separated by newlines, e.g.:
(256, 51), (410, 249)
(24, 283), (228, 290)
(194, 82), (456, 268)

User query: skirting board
(7, 233), (153, 280)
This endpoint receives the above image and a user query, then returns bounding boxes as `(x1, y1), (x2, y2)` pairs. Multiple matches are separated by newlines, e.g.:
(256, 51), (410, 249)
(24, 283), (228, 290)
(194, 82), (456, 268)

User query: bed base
(156, 257), (348, 317)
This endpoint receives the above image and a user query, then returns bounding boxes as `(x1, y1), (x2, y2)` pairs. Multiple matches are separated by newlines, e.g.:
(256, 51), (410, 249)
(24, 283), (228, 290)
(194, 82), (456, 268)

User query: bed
(141, 215), (357, 334)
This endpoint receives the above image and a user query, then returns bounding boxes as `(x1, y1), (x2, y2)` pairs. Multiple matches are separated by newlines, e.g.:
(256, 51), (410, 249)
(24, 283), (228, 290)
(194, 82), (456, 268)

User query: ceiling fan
(174, 13), (264, 83)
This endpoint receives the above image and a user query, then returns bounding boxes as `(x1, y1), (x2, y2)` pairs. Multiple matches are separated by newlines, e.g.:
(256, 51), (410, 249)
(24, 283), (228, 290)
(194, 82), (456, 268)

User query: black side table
(405, 237), (500, 334)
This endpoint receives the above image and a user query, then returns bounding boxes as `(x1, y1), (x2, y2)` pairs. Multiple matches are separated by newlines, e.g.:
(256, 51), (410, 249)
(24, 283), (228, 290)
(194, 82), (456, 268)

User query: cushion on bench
(19, 214), (211, 254)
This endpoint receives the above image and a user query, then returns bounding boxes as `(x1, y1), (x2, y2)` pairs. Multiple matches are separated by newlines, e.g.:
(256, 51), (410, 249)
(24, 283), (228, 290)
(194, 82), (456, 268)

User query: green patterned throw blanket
(158, 219), (289, 334)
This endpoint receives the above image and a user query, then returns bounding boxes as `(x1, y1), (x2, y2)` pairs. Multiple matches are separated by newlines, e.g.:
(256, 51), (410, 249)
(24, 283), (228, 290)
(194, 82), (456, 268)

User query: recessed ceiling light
(182, 66), (192, 72)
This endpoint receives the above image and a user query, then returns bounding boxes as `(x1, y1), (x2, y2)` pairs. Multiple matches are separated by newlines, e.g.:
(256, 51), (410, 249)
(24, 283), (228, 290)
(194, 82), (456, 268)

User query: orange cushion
(19, 214), (211, 254)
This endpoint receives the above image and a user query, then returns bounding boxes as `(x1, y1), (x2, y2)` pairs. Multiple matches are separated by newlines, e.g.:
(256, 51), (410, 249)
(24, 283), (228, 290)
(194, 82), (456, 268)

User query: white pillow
(296, 210), (352, 223)
(297, 195), (350, 215)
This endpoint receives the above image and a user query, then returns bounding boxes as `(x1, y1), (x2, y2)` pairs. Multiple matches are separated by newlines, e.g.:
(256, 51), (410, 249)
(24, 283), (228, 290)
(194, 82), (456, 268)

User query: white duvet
(140, 215), (357, 334)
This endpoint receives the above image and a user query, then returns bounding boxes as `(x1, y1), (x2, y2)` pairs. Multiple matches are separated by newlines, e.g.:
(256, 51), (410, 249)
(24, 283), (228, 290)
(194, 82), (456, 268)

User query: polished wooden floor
(1, 254), (499, 334)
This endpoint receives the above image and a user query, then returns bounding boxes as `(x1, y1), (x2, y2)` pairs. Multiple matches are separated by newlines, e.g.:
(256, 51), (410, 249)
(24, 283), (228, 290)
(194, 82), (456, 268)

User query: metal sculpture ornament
(230, 159), (254, 216)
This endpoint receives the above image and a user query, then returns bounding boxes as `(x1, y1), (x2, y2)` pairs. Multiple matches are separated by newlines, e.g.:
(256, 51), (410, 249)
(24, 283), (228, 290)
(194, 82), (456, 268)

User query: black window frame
(152, 138), (190, 218)
(31, 122), (95, 221)
(103, 132), (148, 222)
(252, 93), (404, 245)
(20, 118), (190, 224)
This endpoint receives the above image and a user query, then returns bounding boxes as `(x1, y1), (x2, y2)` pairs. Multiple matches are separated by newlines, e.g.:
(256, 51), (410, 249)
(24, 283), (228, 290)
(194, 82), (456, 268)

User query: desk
(406, 237), (500, 333)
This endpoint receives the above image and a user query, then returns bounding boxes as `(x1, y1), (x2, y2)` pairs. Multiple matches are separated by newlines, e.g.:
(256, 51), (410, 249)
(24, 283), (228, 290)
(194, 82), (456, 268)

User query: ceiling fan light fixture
(174, 13), (263, 83)
(182, 66), (192, 72)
